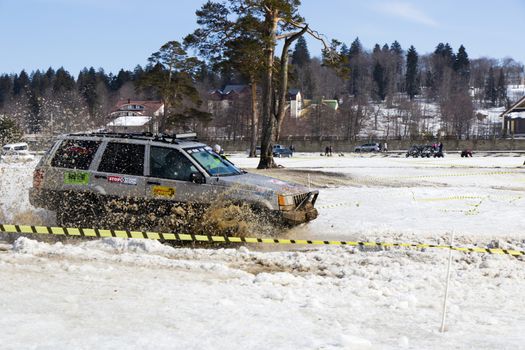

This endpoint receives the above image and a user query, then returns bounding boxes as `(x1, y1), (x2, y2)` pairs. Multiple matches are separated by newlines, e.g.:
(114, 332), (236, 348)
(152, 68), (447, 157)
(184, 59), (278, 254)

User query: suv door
(91, 141), (147, 199)
(146, 146), (218, 205)
(47, 139), (102, 194)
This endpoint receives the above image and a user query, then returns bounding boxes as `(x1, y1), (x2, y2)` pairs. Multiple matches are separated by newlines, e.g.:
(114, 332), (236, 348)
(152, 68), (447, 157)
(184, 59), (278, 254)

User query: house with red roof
(106, 99), (164, 133)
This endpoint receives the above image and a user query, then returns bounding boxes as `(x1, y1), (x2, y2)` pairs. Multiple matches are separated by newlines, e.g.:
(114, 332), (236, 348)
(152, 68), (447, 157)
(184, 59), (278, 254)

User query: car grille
(293, 193), (309, 207)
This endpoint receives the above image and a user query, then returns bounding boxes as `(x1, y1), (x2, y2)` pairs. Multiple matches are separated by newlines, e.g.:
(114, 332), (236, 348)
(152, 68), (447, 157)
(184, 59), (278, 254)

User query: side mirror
(190, 172), (205, 184)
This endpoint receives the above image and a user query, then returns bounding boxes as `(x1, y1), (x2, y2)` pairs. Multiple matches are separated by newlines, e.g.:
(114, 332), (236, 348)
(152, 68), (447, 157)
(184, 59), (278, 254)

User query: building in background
(106, 99), (164, 133)
(500, 95), (525, 137)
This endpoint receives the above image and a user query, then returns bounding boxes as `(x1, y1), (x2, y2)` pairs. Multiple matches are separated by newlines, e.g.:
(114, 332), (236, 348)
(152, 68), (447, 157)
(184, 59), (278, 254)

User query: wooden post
(440, 231), (454, 333)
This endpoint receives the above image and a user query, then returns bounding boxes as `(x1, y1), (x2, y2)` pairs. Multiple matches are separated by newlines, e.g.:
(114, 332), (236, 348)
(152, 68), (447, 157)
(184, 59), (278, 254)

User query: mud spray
(1, 161), (283, 244)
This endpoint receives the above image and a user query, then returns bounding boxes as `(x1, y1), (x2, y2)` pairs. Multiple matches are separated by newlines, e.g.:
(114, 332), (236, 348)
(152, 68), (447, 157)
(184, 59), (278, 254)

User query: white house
(106, 99), (164, 133)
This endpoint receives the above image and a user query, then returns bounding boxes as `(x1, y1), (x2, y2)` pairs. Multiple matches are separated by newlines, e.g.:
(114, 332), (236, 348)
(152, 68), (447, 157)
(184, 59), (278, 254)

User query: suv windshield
(186, 146), (242, 176)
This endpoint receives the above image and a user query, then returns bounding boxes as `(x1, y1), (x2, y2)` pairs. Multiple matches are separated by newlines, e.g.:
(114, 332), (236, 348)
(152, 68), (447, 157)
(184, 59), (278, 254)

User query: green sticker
(64, 171), (90, 185)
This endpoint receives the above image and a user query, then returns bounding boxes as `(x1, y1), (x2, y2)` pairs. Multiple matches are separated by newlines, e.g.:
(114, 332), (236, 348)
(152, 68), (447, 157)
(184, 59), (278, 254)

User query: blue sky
(1, 0), (524, 75)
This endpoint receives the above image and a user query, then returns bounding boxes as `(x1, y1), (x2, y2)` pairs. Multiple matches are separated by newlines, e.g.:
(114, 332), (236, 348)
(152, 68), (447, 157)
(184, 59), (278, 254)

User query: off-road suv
(29, 133), (318, 228)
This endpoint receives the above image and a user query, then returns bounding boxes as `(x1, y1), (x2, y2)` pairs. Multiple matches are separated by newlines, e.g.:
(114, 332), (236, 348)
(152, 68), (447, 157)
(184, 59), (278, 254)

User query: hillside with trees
(0, 2), (524, 155)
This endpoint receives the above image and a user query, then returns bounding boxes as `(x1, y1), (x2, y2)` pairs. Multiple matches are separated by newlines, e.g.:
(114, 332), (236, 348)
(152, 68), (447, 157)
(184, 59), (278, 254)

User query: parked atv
(406, 145), (422, 158)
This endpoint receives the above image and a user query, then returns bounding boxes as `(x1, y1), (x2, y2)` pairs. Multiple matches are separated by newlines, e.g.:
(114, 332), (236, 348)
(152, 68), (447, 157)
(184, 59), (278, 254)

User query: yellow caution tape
(317, 202), (355, 209)
(392, 170), (519, 180)
(414, 195), (484, 202)
(1, 223), (523, 257)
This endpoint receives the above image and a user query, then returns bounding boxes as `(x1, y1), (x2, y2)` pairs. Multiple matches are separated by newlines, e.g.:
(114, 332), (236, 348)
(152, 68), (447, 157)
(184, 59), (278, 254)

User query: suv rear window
(98, 142), (145, 176)
(51, 140), (101, 170)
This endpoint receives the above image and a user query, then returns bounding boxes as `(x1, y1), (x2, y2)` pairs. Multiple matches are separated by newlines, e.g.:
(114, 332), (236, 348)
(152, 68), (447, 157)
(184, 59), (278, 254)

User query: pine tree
(13, 70), (30, 95)
(291, 36), (311, 67)
(433, 43), (456, 68)
(372, 44), (387, 101)
(77, 67), (99, 117)
(405, 45), (419, 100)
(139, 41), (204, 131)
(454, 45), (470, 84)
(0, 75), (12, 108)
(110, 69), (133, 91)
(484, 67), (497, 107)
(133, 65), (145, 81)
(390, 40), (404, 93)
(0, 116), (22, 145)
(339, 43), (349, 57)
(45, 67), (56, 83)
(53, 67), (75, 93)
(372, 62), (386, 100)
(390, 40), (402, 56)
(496, 69), (507, 106)
(348, 37), (364, 96)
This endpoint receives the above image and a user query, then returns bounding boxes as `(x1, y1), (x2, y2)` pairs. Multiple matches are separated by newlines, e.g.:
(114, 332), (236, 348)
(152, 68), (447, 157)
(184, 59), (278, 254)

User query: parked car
(1, 142), (34, 163)
(354, 143), (380, 153)
(246, 146), (261, 156)
(272, 144), (293, 158)
(29, 133), (318, 228)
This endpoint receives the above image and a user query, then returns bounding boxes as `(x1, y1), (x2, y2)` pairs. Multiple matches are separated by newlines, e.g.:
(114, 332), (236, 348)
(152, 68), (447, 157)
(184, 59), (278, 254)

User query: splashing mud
(0, 159), (287, 244)
(95, 197), (280, 239)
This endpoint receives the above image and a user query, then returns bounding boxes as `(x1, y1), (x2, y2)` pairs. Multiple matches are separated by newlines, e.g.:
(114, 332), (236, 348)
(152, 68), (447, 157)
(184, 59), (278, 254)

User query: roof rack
(67, 131), (200, 144)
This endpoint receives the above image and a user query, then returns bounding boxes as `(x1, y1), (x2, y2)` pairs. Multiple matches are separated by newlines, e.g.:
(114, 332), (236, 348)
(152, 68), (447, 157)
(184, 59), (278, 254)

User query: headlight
(278, 194), (294, 206)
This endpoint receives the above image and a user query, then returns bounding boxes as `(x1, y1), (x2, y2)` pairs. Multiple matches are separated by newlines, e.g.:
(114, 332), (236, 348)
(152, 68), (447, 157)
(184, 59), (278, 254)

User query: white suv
(354, 143), (380, 152)
(29, 133), (318, 228)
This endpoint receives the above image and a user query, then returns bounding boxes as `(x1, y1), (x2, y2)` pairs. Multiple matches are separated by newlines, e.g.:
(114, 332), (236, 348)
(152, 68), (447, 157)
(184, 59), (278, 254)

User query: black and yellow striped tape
(1, 223), (524, 257)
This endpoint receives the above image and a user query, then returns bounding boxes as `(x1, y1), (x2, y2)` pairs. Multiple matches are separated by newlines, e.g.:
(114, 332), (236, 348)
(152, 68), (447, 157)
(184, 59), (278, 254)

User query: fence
(204, 137), (525, 153)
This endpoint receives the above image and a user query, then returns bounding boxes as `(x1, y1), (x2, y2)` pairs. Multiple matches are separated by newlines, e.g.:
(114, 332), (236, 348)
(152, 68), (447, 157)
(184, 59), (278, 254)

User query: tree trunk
(160, 97), (169, 133)
(257, 11), (279, 169)
(274, 45), (290, 143)
(249, 80), (258, 157)
(275, 28), (308, 142)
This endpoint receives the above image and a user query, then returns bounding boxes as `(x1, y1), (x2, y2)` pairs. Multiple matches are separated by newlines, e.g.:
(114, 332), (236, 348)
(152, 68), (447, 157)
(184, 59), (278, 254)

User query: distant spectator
(461, 149), (473, 157)
(433, 142), (445, 158)
(383, 142), (388, 152)
(325, 146), (330, 156)
(329, 145), (333, 157)
(378, 143), (383, 152)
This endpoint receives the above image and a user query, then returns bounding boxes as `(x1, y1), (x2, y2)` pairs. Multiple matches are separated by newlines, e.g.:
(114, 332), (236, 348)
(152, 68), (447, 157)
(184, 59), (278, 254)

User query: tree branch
(275, 27), (307, 40)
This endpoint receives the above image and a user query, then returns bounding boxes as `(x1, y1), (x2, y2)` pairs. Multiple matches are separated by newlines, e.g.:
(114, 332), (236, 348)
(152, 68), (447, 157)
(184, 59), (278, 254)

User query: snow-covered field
(1, 154), (525, 349)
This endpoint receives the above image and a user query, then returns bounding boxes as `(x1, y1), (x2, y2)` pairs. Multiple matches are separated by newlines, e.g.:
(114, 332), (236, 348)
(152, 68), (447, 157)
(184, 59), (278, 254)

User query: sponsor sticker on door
(152, 186), (176, 198)
(64, 172), (89, 185)
(107, 175), (138, 185)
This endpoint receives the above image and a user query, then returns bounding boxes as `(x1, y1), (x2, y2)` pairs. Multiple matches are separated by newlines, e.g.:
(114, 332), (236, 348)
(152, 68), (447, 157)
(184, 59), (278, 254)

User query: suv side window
(150, 146), (197, 181)
(50, 139), (101, 170)
(98, 142), (145, 176)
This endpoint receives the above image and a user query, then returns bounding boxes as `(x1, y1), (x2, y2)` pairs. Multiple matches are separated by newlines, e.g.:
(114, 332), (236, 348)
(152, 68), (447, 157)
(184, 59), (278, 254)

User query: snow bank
(1, 153), (524, 349)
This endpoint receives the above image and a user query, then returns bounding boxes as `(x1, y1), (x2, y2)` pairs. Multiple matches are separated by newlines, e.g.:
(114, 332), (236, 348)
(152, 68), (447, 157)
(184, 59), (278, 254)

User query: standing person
(329, 145), (333, 157)
(289, 144), (295, 156)
(213, 144), (222, 155)
(325, 146), (330, 156)
(378, 143), (382, 152)
(383, 142), (388, 152)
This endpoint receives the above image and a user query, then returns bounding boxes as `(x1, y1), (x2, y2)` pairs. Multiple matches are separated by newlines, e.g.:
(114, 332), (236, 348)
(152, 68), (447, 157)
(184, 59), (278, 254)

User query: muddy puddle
(249, 167), (445, 188)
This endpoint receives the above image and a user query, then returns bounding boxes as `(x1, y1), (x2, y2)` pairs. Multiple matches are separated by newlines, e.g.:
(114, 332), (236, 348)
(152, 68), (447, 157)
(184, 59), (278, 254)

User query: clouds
(372, 1), (439, 27)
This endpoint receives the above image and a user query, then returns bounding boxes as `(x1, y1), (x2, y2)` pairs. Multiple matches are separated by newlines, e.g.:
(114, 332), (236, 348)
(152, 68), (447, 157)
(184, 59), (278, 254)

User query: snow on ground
(234, 153), (525, 244)
(1, 153), (525, 349)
